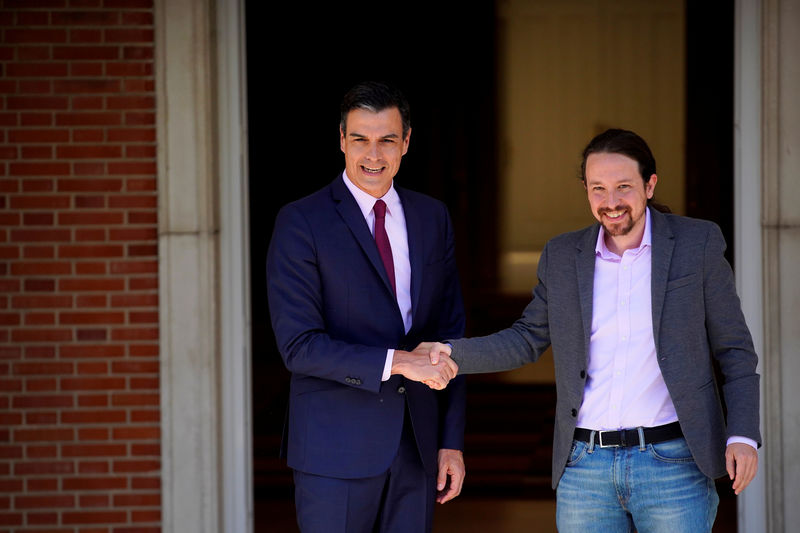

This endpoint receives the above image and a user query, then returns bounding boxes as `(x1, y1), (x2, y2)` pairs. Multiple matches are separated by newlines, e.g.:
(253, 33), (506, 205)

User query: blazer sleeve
(266, 203), (387, 393)
(702, 223), (762, 445)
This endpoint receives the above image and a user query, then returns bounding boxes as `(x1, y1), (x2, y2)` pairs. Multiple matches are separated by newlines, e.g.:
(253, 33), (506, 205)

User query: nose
(366, 141), (381, 160)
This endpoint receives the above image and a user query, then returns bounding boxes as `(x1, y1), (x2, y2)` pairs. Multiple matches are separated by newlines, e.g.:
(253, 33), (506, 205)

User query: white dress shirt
(342, 171), (412, 381)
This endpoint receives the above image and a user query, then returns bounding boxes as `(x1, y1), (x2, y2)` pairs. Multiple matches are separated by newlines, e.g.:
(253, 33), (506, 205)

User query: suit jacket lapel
(576, 224), (600, 359)
(397, 187), (423, 318)
(330, 175), (397, 297)
(649, 208), (675, 350)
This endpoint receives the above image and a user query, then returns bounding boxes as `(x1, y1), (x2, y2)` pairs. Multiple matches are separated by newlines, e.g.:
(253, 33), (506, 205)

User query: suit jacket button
(580, 370), (586, 379)
(397, 386), (406, 394)
(345, 377), (353, 384)
(571, 408), (577, 417)
(355, 379), (362, 385)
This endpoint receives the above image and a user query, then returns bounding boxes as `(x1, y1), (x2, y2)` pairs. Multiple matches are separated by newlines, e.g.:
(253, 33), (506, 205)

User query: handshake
(391, 342), (456, 390)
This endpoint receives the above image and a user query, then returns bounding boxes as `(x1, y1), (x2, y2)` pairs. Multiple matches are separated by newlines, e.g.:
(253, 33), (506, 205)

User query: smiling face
(340, 107), (410, 198)
(585, 151), (657, 253)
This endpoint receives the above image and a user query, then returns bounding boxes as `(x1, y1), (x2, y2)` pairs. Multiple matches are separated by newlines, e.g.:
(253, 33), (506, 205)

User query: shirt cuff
(381, 349), (394, 382)
(727, 436), (758, 450)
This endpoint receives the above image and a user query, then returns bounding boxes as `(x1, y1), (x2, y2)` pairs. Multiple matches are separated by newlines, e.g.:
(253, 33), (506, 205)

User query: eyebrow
(348, 132), (400, 140)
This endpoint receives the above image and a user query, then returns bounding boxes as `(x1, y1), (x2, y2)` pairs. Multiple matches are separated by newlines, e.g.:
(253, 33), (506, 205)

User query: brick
(78, 460), (109, 473)
(77, 428), (108, 441)
(106, 96), (154, 110)
(72, 95), (105, 110)
(111, 328), (157, 341)
(22, 213), (56, 225)
(112, 393), (158, 406)
(106, 0), (153, 7)
(63, 511), (126, 524)
(70, 29), (104, 43)
(55, 79), (122, 94)
(73, 129), (104, 142)
(124, 112), (154, 126)
(113, 493), (160, 507)
(26, 511), (59, 525)
(24, 279), (56, 292)
(22, 179), (55, 192)
(7, 97), (69, 110)
(25, 312), (57, 326)
(128, 344), (158, 357)
(78, 394), (109, 407)
(0, 279), (21, 291)
(11, 329), (72, 342)
(4, 29), (67, 44)
(59, 212), (124, 225)
(17, 46), (51, 61)
(58, 245), (124, 259)
(125, 146), (156, 159)
(25, 478), (58, 492)
(61, 377), (125, 391)
(53, 11), (119, 26)
(14, 428), (73, 442)
(13, 395), (72, 409)
(107, 128), (155, 142)
(60, 345), (124, 358)
(8, 162), (70, 176)
(109, 229), (156, 242)
(59, 278), (124, 291)
(0, 445), (22, 458)
(0, 313), (20, 326)
(127, 312), (158, 325)
(61, 410), (125, 424)
(18, 80), (52, 94)
(112, 426), (158, 440)
(20, 113), (53, 126)
(110, 294), (156, 307)
(75, 294), (107, 306)
(62, 443), (126, 458)
(127, 245), (157, 257)
(15, 494), (74, 509)
(76, 228), (105, 241)
(130, 443), (159, 456)
(73, 162), (106, 175)
(13, 362), (72, 375)
(25, 346), (56, 358)
(25, 412), (58, 424)
(0, 479), (23, 492)
(121, 11), (154, 25)
(131, 477), (159, 490)
(9, 196), (70, 209)
(16, 11), (50, 25)
(60, 311), (124, 325)
(11, 229), (70, 242)
(0, 512), (22, 526)
(105, 62), (153, 77)
(14, 461), (74, 475)
(53, 46), (119, 61)
(71, 62), (104, 76)
(122, 46), (153, 60)
(21, 146), (54, 159)
(75, 262), (106, 275)
(76, 328), (107, 341)
(10, 262), (71, 275)
(113, 460), (159, 473)
(0, 246), (21, 260)
(56, 146), (123, 159)
(25, 377), (57, 391)
(80, 493), (109, 507)
(23, 245), (55, 259)
(62, 477), (125, 491)
(55, 112), (122, 126)
(58, 178), (123, 191)
(108, 195), (156, 208)
(75, 195), (106, 208)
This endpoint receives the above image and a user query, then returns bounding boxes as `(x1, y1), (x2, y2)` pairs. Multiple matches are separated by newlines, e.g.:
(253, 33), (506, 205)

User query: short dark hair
(340, 81), (411, 139)
(580, 128), (671, 212)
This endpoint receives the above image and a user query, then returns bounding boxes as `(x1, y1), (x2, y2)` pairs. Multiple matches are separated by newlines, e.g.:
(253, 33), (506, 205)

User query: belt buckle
(598, 430), (619, 448)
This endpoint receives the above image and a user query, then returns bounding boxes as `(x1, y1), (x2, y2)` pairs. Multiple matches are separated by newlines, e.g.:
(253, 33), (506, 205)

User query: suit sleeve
(702, 223), (762, 446)
(435, 207), (467, 450)
(267, 203), (387, 393)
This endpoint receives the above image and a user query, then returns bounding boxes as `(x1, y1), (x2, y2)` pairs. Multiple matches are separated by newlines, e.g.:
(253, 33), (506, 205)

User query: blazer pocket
(666, 273), (697, 291)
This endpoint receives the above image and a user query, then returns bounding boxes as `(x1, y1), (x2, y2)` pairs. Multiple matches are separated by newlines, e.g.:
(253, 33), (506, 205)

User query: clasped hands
(391, 342), (456, 390)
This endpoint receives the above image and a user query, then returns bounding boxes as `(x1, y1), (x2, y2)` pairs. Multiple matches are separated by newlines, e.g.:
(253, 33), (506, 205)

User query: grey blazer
(450, 208), (761, 489)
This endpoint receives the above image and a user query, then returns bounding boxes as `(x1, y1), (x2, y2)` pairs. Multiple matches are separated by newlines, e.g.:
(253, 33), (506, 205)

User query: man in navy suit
(267, 81), (466, 533)
(427, 129), (760, 532)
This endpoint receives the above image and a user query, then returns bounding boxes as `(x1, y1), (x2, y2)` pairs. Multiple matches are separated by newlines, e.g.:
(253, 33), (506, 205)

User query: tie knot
(373, 199), (387, 219)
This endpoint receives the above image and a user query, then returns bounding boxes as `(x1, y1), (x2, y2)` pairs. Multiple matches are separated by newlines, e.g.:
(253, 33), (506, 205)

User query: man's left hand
(436, 448), (465, 504)
(726, 442), (758, 495)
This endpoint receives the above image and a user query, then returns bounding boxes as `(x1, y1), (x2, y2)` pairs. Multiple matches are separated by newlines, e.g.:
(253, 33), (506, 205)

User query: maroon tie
(373, 199), (396, 295)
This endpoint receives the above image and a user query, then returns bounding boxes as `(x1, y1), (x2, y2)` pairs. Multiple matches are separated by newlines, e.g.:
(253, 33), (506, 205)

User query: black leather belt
(574, 421), (682, 448)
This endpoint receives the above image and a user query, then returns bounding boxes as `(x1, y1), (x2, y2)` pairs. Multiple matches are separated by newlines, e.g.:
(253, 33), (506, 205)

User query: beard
(598, 206), (635, 236)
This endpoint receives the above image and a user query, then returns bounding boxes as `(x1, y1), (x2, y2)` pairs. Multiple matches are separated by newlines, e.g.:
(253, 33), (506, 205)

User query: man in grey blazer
(427, 129), (760, 532)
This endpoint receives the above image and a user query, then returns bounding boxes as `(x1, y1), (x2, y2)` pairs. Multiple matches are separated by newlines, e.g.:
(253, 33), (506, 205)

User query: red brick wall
(0, 1), (160, 531)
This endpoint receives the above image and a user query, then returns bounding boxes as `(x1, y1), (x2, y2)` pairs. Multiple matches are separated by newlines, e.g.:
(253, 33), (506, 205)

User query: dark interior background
(246, 1), (736, 530)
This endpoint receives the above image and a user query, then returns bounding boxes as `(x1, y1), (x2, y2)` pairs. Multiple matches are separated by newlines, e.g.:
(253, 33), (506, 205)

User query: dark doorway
(246, 1), (737, 531)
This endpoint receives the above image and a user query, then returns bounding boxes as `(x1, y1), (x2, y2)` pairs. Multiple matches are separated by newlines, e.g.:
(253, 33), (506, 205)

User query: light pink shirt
(342, 172), (412, 381)
(577, 209), (679, 430)
(577, 208), (755, 449)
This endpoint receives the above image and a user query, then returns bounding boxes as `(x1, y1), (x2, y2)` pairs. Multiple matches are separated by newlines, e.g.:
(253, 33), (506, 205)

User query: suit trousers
(293, 406), (436, 533)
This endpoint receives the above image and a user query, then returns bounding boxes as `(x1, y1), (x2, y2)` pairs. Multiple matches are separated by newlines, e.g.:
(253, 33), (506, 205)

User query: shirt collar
(342, 170), (400, 218)
(595, 206), (652, 259)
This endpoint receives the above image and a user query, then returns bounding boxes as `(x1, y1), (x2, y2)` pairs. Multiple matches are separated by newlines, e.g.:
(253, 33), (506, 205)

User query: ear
(401, 128), (412, 156)
(340, 126), (346, 153)
(646, 174), (658, 198)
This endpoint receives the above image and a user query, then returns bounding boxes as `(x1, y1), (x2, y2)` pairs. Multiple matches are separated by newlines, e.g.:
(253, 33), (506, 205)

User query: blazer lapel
(330, 175), (397, 298)
(576, 224), (600, 358)
(397, 187), (423, 318)
(649, 208), (675, 350)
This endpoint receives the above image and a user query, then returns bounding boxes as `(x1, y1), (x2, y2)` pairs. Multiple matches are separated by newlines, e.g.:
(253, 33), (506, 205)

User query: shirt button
(397, 386), (406, 394)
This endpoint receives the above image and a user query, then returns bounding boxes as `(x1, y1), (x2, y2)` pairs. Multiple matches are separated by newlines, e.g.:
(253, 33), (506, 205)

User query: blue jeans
(556, 435), (719, 533)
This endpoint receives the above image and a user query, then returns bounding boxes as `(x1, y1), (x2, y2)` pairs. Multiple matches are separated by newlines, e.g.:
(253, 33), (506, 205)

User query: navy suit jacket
(267, 175), (466, 479)
(450, 208), (761, 488)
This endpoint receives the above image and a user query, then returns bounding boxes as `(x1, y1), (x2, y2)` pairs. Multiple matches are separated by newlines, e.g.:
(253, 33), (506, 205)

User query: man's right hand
(391, 348), (458, 390)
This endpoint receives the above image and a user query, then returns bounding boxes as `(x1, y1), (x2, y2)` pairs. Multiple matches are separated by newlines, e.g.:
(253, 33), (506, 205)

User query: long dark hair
(580, 128), (671, 213)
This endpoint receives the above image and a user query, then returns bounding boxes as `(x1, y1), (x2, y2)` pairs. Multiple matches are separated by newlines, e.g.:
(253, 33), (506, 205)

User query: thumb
(726, 449), (736, 480)
(430, 344), (441, 365)
(437, 465), (448, 491)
